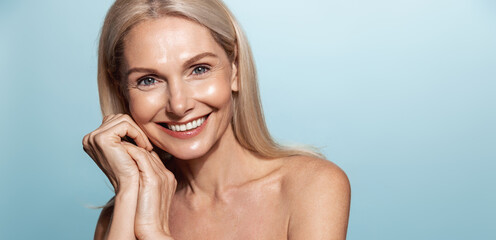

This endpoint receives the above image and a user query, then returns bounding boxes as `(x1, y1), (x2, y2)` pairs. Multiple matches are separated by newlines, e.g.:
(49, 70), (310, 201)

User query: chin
(169, 146), (209, 161)
(153, 137), (216, 161)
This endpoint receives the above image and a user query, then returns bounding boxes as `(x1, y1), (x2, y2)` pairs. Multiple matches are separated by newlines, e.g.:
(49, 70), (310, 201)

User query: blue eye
(138, 77), (156, 86)
(192, 65), (210, 75)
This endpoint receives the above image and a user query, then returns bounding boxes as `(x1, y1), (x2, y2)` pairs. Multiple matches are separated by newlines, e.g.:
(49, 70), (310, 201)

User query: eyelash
(192, 65), (210, 75)
(135, 65), (210, 87)
(137, 76), (157, 87)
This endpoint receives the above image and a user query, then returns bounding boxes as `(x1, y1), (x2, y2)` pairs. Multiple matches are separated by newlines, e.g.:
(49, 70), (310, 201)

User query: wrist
(115, 177), (139, 194)
(115, 184), (138, 200)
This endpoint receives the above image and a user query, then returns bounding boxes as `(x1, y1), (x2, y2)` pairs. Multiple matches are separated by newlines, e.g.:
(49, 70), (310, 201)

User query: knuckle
(169, 179), (177, 191)
(82, 134), (89, 146)
(86, 133), (97, 147)
(144, 175), (160, 186)
(132, 152), (148, 163)
(82, 143), (90, 152)
(121, 115), (140, 130)
(87, 131), (97, 141)
(122, 114), (133, 121)
(93, 132), (106, 144)
(118, 121), (132, 129)
(164, 171), (175, 180)
(134, 149), (147, 158)
(151, 151), (160, 159)
(157, 171), (167, 181)
(151, 174), (161, 183)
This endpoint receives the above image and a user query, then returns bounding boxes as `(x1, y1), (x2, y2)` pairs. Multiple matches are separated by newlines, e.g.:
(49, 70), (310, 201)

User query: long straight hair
(97, 0), (323, 167)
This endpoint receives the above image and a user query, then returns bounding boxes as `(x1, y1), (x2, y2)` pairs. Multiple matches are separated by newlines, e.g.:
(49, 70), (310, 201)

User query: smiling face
(123, 16), (238, 160)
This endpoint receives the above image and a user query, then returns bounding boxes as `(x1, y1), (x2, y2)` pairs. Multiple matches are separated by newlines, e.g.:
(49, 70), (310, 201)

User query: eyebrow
(182, 52), (219, 68)
(125, 52), (219, 78)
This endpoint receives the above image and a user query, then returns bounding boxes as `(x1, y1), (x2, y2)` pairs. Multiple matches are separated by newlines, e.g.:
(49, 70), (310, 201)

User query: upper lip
(157, 113), (210, 126)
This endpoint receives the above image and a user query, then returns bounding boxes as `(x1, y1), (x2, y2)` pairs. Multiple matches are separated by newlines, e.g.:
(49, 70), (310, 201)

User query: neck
(173, 124), (261, 200)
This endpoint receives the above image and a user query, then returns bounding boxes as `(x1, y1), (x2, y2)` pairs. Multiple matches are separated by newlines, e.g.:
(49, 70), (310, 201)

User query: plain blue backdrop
(1, 0), (495, 239)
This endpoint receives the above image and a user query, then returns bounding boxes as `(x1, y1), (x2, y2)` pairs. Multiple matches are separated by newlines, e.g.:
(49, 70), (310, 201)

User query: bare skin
(169, 155), (350, 240)
(84, 16), (350, 240)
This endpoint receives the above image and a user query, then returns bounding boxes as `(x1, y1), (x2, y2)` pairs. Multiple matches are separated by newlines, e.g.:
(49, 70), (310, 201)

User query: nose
(166, 79), (194, 117)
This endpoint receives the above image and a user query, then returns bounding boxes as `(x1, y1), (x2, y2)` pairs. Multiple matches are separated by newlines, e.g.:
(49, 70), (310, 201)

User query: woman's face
(123, 16), (238, 160)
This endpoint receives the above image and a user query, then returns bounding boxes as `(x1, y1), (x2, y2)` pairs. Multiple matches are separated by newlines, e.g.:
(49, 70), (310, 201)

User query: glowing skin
(124, 17), (238, 160)
(87, 16), (350, 240)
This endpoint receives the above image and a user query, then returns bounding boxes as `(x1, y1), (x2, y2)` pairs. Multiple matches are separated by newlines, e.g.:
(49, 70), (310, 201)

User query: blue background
(1, 0), (495, 239)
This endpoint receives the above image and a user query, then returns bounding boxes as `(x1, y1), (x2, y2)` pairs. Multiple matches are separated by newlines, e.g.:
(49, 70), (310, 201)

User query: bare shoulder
(280, 155), (351, 239)
(280, 155), (350, 195)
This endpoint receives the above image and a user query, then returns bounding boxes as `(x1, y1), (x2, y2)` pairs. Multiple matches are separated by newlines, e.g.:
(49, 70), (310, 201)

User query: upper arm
(94, 199), (114, 240)
(287, 159), (351, 240)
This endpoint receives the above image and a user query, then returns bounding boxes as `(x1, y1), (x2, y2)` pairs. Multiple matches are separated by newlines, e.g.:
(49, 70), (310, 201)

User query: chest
(169, 186), (289, 239)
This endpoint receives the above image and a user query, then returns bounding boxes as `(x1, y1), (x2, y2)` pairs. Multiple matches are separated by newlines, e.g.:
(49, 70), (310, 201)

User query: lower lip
(157, 116), (209, 139)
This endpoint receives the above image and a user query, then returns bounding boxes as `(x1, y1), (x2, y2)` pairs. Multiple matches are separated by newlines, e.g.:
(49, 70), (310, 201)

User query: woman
(83, 0), (350, 239)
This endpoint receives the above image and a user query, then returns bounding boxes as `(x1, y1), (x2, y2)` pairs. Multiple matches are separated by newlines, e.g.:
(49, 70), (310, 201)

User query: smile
(166, 116), (206, 132)
(157, 114), (210, 139)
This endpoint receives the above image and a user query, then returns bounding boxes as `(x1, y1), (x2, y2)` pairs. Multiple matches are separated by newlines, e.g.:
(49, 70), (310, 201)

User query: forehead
(123, 16), (226, 67)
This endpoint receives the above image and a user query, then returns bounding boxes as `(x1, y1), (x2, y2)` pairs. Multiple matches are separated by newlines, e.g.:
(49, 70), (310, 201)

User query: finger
(101, 114), (121, 125)
(122, 142), (157, 177)
(117, 115), (153, 151)
(83, 134), (107, 174)
(101, 114), (112, 123)
(147, 151), (175, 191)
(124, 144), (164, 228)
(124, 143), (163, 219)
(149, 151), (175, 183)
(148, 151), (165, 173)
(150, 151), (160, 160)
(150, 152), (175, 230)
(100, 114), (153, 151)
(148, 151), (176, 219)
(102, 121), (151, 151)
(82, 134), (93, 157)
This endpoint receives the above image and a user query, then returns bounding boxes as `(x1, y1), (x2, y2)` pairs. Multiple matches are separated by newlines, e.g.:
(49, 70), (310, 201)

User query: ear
(230, 61), (239, 92)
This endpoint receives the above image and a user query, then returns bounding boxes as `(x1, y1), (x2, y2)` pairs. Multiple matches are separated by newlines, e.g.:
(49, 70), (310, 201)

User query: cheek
(196, 77), (233, 109)
(128, 90), (165, 124)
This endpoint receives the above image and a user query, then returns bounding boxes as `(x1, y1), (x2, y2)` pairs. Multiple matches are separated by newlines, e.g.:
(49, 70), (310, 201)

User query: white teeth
(167, 116), (206, 132)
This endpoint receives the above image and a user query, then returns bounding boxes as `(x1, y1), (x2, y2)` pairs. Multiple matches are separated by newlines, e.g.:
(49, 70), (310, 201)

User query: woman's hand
(82, 114), (153, 192)
(83, 114), (154, 240)
(83, 114), (175, 240)
(122, 143), (177, 240)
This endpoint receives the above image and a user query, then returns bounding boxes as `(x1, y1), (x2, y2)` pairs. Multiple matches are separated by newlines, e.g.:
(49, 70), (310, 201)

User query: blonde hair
(97, 0), (323, 163)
